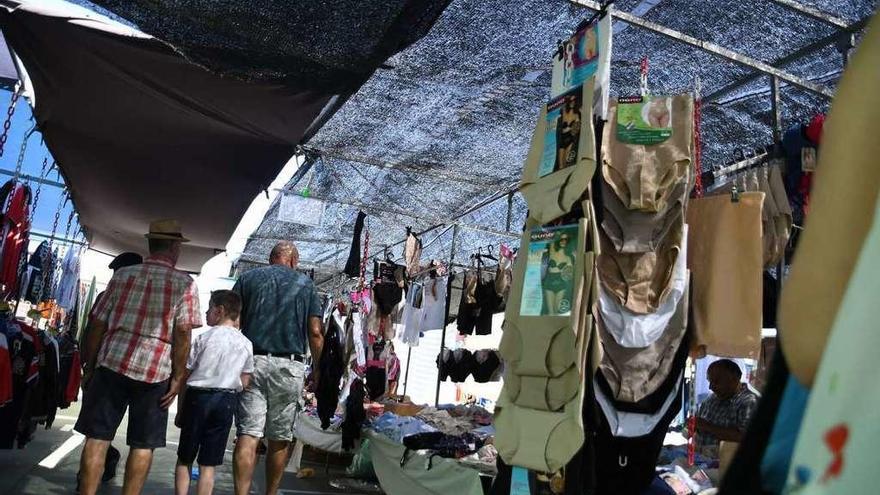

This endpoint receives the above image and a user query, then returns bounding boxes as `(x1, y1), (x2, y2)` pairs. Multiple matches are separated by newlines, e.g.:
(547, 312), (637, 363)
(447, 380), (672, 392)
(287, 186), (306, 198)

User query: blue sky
(0, 88), (78, 241)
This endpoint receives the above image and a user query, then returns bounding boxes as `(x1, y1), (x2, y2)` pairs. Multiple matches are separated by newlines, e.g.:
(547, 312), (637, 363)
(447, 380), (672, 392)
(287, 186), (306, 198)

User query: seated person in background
(175, 290), (254, 495)
(695, 359), (759, 456)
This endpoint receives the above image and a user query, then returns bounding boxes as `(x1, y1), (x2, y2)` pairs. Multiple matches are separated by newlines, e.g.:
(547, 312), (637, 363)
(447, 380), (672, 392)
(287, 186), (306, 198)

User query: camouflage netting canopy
(236, 0), (873, 286)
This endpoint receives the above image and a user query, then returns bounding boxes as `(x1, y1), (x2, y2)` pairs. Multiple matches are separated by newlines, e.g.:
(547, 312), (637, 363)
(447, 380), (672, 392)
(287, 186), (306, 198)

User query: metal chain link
(0, 88), (21, 159)
(39, 190), (67, 302)
(57, 208), (77, 294)
(30, 158), (51, 216)
(693, 76), (704, 199)
(3, 118), (37, 216)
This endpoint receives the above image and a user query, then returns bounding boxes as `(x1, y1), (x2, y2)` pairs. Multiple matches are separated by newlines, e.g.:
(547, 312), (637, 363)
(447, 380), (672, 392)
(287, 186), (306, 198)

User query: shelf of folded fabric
(362, 404), (498, 495)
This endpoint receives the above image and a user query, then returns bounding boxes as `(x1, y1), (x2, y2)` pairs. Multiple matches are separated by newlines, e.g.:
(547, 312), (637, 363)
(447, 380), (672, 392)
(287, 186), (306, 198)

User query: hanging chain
(693, 76), (704, 199)
(50, 209), (77, 298)
(3, 118), (36, 216)
(687, 359), (698, 466)
(30, 158), (51, 216)
(639, 57), (650, 97)
(358, 229), (371, 293)
(0, 88), (21, 159)
(38, 190), (67, 302)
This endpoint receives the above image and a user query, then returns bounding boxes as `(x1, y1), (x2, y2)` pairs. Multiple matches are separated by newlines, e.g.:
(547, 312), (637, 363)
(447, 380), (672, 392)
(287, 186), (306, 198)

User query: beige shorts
(235, 355), (305, 442)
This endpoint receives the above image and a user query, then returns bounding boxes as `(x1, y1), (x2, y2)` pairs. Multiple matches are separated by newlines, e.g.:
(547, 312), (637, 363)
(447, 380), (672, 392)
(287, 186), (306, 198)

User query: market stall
(0, 0), (873, 494)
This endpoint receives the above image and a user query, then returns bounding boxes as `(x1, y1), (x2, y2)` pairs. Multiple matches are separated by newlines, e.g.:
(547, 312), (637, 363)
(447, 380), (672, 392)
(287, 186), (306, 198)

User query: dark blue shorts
(177, 387), (236, 466)
(74, 367), (169, 449)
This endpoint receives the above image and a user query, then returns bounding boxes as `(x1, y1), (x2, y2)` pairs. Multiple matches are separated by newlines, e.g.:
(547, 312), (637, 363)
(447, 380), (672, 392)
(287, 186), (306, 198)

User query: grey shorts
(236, 356), (305, 442)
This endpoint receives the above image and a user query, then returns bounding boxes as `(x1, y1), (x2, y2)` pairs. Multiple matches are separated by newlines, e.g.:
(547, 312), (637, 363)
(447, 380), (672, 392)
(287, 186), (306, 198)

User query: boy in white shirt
(175, 290), (254, 495)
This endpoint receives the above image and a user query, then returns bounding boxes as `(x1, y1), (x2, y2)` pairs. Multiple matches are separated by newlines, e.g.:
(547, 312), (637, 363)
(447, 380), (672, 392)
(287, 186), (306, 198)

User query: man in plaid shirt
(695, 359), (759, 456)
(76, 220), (202, 495)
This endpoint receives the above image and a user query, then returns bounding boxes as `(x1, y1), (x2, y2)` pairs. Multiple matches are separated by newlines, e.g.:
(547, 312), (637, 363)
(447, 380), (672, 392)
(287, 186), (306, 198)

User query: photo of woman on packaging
(542, 231), (575, 315)
(554, 91), (582, 172)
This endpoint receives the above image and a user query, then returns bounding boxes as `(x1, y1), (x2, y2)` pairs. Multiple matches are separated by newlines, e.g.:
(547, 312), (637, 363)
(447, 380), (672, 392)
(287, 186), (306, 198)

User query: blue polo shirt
(232, 265), (322, 355)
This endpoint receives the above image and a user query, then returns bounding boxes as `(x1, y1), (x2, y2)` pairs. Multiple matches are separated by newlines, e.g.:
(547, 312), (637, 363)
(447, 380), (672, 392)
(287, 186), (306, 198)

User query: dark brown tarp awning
(0, 0), (450, 271)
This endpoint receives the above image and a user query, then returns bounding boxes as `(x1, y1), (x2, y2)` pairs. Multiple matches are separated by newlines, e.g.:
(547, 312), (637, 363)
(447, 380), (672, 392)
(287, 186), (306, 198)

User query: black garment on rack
(24, 241), (55, 304)
(341, 378), (366, 450)
(763, 271), (779, 328)
(343, 211), (367, 278)
(456, 279), (478, 335)
(373, 282), (402, 316)
(57, 332), (78, 409)
(594, 374), (683, 495)
(471, 350), (501, 383)
(365, 341), (387, 400)
(0, 323), (37, 449)
(473, 277), (500, 335)
(316, 313), (345, 430)
(436, 348), (453, 381)
(449, 349), (475, 383)
(718, 347), (790, 495)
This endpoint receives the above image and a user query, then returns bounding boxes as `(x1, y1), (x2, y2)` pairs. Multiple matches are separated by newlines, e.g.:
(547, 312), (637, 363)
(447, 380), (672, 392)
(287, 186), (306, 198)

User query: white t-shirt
(186, 325), (254, 391)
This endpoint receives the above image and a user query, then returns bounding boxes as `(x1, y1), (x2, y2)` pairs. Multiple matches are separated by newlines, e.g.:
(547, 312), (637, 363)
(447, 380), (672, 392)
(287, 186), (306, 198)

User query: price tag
(801, 147), (817, 172)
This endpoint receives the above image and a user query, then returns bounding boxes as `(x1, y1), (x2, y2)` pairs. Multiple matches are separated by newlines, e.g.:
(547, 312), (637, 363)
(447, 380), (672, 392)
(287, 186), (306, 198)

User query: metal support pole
(770, 76), (786, 303)
(569, 0), (835, 98)
(505, 192), (514, 232)
(435, 225), (459, 406)
(770, 76), (782, 144)
(402, 345), (413, 397)
(837, 33), (855, 67)
(766, 0), (849, 29)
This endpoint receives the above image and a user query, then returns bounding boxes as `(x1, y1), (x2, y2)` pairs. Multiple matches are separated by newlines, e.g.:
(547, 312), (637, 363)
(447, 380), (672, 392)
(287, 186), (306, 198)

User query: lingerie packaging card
(520, 224), (580, 316)
(616, 95), (674, 145)
(539, 88), (584, 178)
(521, 82), (596, 224)
(551, 12), (612, 118)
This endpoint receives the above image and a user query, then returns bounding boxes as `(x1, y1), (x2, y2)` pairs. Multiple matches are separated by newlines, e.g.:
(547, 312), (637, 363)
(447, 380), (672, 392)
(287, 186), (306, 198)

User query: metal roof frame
(570, 0), (835, 98)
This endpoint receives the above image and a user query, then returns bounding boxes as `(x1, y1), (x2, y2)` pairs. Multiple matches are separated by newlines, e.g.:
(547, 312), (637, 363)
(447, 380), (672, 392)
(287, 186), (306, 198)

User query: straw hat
(144, 219), (190, 242)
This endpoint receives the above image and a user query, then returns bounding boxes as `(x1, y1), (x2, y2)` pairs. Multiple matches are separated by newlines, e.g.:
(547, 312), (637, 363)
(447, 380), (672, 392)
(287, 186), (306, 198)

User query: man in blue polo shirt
(232, 241), (324, 495)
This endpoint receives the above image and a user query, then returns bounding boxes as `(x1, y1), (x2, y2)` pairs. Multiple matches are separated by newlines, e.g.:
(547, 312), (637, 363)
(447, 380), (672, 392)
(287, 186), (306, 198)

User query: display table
(293, 412), (351, 454)
(366, 430), (484, 495)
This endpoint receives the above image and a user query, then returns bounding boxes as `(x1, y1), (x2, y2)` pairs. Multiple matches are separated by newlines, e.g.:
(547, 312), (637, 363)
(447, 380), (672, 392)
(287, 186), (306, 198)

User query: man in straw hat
(76, 220), (202, 495)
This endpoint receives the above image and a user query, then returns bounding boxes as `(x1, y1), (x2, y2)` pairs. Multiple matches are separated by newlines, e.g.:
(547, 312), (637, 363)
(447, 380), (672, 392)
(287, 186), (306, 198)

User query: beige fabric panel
(687, 192), (764, 359)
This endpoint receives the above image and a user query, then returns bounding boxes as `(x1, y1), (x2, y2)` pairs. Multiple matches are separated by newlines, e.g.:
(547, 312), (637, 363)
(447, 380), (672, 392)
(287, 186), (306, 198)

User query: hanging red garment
(64, 350), (81, 403)
(0, 182), (31, 298)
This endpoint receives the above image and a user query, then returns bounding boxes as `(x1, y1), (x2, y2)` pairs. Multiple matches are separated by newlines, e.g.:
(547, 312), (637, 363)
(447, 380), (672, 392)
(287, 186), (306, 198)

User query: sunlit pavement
(0, 400), (373, 495)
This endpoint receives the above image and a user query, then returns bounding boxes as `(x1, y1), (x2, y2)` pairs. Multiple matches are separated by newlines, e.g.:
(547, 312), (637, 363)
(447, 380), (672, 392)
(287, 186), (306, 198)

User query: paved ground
(0, 401), (377, 495)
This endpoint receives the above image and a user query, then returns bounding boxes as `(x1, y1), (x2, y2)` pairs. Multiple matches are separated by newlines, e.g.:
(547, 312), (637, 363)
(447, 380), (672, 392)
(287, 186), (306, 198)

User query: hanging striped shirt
(92, 255), (202, 383)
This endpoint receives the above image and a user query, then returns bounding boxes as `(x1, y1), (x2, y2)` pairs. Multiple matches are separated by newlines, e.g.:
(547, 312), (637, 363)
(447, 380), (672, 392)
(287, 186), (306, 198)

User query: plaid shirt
(697, 385), (759, 450)
(92, 255), (202, 383)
